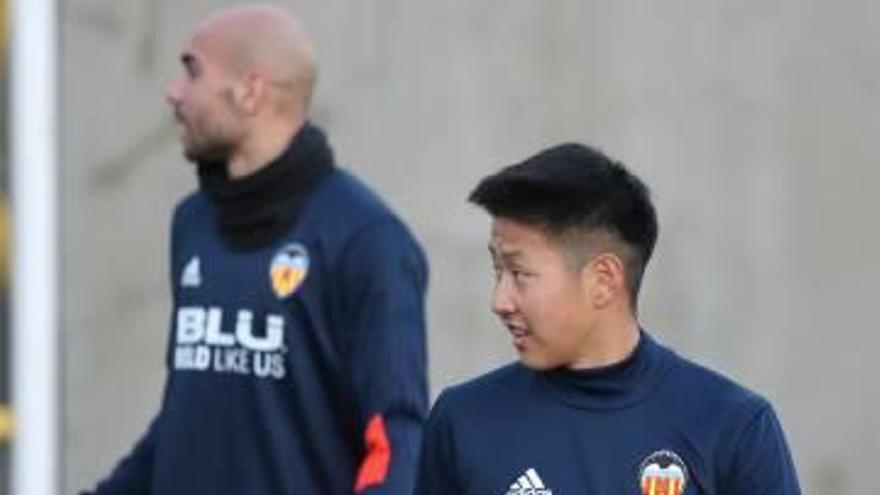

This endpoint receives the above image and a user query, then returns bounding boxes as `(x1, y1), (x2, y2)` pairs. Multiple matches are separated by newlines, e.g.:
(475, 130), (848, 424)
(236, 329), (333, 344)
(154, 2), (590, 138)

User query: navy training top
(416, 332), (801, 495)
(92, 168), (429, 495)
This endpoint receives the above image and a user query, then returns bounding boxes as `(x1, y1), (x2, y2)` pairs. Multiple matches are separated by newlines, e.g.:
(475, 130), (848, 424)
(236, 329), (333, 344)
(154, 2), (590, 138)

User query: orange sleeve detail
(354, 414), (392, 492)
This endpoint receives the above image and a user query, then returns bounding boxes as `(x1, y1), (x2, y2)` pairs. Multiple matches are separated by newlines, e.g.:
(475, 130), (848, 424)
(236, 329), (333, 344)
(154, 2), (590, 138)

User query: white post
(9, 0), (60, 492)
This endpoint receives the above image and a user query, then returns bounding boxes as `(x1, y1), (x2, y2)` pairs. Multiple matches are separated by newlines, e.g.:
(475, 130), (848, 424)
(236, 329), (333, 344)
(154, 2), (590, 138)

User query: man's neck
(227, 118), (305, 178)
(567, 318), (641, 371)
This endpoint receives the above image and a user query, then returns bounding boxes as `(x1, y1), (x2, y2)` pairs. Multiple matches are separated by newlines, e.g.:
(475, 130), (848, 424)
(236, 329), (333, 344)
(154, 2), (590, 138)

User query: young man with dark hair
(416, 143), (801, 494)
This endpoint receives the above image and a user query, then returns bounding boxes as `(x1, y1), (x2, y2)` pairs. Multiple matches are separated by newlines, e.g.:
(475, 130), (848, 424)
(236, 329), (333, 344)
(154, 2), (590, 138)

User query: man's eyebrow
(488, 244), (522, 262)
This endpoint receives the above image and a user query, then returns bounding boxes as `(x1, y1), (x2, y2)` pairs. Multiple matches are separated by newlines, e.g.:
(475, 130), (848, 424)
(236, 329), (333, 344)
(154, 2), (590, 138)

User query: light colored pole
(9, 0), (60, 492)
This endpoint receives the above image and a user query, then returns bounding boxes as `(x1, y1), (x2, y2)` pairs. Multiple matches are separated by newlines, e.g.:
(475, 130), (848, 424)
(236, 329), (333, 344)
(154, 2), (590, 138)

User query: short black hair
(469, 143), (658, 307)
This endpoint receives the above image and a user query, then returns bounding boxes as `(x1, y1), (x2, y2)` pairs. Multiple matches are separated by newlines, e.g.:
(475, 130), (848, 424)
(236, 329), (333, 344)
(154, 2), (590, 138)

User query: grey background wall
(60, 0), (879, 493)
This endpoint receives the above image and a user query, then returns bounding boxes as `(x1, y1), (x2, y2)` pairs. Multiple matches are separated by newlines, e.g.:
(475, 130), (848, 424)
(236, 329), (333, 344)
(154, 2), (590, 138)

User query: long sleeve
(340, 218), (429, 494)
(415, 391), (463, 494)
(721, 402), (801, 494)
(86, 414), (160, 495)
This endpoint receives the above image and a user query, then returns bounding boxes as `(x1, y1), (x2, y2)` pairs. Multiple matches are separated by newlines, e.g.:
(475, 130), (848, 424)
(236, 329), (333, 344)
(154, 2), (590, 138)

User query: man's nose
(164, 76), (182, 105)
(491, 274), (516, 318)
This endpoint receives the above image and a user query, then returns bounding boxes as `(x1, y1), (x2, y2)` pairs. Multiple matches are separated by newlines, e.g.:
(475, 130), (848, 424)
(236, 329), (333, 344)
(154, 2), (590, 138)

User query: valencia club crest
(638, 450), (688, 495)
(269, 242), (309, 298)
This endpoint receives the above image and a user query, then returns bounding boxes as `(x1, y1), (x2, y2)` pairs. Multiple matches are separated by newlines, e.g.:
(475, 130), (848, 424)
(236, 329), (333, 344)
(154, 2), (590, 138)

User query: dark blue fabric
(92, 169), (428, 495)
(416, 332), (801, 495)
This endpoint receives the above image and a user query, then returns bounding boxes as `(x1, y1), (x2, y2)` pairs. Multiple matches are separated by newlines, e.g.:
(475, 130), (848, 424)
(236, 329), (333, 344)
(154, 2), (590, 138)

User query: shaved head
(195, 3), (317, 114)
(167, 3), (320, 174)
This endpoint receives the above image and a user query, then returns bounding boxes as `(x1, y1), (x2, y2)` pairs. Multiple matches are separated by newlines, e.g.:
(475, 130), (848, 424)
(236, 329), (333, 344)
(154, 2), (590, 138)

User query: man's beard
(182, 132), (237, 164)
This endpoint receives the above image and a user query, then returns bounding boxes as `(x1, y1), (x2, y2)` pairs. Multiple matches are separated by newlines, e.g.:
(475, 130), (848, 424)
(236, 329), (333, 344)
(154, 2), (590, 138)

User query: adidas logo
(181, 256), (201, 288)
(506, 468), (553, 495)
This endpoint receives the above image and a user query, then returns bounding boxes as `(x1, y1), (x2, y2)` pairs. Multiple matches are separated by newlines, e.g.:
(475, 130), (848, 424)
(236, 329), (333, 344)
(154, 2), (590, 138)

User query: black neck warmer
(196, 122), (335, 250)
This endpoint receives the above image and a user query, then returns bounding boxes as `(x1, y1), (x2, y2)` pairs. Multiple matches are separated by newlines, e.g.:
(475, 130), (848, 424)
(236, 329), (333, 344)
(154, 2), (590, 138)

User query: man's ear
(233, 71), (266, 115)
(582, 253), (627, 308)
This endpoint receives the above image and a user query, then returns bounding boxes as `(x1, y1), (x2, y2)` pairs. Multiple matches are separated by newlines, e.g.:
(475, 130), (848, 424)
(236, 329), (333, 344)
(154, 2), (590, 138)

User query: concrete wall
(61, 0), (880, 493)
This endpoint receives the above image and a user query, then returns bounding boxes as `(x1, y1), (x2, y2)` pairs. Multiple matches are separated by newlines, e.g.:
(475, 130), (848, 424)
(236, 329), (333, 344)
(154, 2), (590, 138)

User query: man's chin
(183, 148), (207, 164)
(518, 353), (556, 371)
(182, 149), (199, 163)
(182, 145), (229, 165)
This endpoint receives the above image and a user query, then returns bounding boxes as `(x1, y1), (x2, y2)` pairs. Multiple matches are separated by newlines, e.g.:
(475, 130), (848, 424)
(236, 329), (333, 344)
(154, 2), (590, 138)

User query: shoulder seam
(336, 214), (407, 263)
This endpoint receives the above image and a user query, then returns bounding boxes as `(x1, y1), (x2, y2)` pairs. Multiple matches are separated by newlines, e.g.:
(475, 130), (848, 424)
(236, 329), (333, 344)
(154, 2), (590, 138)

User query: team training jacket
(416, 331), (801, 495)
(91, 124), (429, 494)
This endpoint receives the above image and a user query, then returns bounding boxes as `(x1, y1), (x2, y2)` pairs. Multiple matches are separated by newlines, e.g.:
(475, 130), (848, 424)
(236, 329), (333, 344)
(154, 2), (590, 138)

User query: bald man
(86, 5), (428, 495)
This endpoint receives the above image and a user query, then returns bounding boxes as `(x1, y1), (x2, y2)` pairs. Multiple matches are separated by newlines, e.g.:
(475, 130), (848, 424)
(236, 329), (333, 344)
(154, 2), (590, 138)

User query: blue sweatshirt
(92, 162), (429, 494)
(416, 332), (800, 495)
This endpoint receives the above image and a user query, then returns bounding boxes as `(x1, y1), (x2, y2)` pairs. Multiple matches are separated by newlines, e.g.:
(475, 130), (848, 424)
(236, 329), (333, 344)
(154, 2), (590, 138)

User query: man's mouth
(505, 323), (531, 350)
(173, 107), (186, 125)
